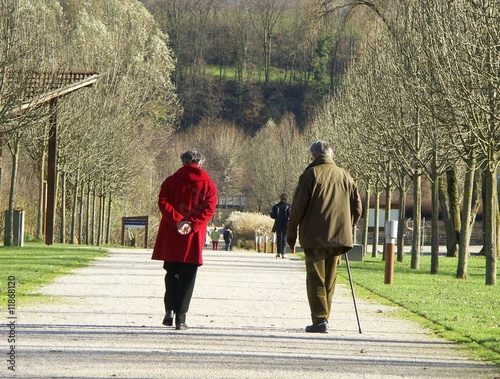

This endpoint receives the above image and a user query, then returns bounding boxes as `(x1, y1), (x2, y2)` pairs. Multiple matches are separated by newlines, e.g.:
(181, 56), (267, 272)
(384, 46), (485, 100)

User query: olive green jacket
(286, 156), (362, 253)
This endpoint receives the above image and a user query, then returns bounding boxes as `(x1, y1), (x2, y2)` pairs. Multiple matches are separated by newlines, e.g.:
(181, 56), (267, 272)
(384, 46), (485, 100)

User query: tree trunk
(36, 153), (45, 240)
(484, 167), (497, 285)
(85, 184), (91, 245)
(447, 169), (461, 256)
(411, 171), (422, 270)
(97, 194), (101, 246)
(78, 180), (84, 245)
(97, 192), (104, 246)
(397, 186), (406, 262)
(106, 193), (112, 245)
(457, 155), (475, 279)
(430, 172), (439, 274)
(60, 171), (66, 244)
(91, 190), (96, 245)
(70, 170), (80, 244)
(382, 171), (392, 262)
(439, 172), (458, 257)
(362, 186), (371, 257)
(372, 189), (380, 258)
(5, 144), (19, 246)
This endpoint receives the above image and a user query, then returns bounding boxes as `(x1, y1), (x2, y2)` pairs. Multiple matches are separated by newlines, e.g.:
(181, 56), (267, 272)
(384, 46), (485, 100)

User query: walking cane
(344, 252), (362, 334)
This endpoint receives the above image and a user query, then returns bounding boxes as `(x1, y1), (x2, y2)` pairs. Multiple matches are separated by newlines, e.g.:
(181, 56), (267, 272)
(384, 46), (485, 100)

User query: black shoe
(175, 323), (188, 331)
(276, 254), (279, 258)
(281, 254), (286, 259)
(305, 321), (329, 333)
(162, 310), (174, 326)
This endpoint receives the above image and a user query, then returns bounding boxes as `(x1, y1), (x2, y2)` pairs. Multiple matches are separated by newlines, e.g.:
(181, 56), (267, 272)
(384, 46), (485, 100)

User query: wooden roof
(7, 71), (101, 114)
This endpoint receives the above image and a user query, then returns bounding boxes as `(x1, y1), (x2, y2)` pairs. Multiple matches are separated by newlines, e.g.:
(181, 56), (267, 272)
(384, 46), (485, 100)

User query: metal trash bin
(13, 210), (25, 247)
(348, 244), (364, 261)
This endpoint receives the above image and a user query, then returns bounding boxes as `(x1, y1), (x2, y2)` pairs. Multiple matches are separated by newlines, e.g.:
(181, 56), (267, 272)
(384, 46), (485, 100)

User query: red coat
(152, 164), (217, 265)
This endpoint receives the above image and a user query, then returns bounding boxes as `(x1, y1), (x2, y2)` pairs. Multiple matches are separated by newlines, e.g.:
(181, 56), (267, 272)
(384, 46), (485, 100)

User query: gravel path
(4, 248), (498, 379)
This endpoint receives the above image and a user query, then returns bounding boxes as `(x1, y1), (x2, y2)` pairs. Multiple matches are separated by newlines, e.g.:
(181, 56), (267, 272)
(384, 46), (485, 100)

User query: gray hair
(180, 148), (204, 165)
(309, 140), (333, 158)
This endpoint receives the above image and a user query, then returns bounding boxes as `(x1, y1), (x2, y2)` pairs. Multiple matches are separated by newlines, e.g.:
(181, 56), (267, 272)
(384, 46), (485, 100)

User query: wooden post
(144, 216), (149, 248)
(384, 220), (398, 284)
(121, 217), (125, 246)
(384, 240), (395, 284)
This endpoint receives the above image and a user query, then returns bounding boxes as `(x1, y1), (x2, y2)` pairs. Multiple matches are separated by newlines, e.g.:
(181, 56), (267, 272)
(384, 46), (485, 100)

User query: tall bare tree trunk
(97, 191), (104, 246)
(91, 189), (96, 245)
(411, 170), (422, 270)
(60, 171), (66, 243)
(362, 186), (371, 257)
(439, 170), (459, 257)
(85, 184), (90, 245)
(70, 170), (80, 244)
(5, 142), (19, 246)
(383, 172), (392, 261)
(106, 193), (112, 245)
(430, 173), (439, 274)
(457, 155), (476, 279)
(447, 169), (461, 256)
(36, 153), (45, 240)
(397, 185), (406, 262)
(78, 180), (84, 244)
(372, 188), (381, 258)
(484, 167), (497, 285)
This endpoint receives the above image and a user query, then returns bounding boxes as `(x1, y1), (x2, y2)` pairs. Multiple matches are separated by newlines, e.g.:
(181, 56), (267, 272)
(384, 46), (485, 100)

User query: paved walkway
(5, 248), (499, 378)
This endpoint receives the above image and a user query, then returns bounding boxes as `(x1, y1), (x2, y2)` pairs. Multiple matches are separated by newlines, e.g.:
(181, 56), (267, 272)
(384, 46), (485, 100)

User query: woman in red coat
(152, 149), (217, 330)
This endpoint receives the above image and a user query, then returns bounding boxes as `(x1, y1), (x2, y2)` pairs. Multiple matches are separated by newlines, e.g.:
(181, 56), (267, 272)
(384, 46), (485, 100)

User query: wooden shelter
(6, 71), (101, 245)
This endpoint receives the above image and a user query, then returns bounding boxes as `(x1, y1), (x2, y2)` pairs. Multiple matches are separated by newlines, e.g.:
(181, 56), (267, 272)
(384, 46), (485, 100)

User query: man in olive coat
(287, 140), (362, 333)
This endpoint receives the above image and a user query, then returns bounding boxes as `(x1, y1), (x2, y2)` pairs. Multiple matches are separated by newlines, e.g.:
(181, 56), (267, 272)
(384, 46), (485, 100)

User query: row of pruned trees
(311, 0), (498, 285)
(0, 1), (180, 246)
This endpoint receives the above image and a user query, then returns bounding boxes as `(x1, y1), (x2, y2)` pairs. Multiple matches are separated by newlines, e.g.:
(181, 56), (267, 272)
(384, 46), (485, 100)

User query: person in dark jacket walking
(287, 141), (362, 334)
(223, 226), (233, 251)
(270, 193), (290, 258)
(152, 148), (217, 330)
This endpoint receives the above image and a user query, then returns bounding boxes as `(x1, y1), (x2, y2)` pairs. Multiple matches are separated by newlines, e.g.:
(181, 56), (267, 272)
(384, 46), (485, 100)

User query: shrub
(225, 211), (274, 249)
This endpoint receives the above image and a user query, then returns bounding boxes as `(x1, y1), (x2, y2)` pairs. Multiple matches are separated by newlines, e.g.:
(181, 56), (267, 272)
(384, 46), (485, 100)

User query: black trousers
(163, 262), (198, 325)
(276, 231), (287, 254)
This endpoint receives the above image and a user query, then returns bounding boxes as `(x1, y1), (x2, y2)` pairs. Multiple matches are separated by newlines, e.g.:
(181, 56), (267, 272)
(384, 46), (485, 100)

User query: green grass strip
(336, 254), (499, 366)
(0, 243), (107, 306)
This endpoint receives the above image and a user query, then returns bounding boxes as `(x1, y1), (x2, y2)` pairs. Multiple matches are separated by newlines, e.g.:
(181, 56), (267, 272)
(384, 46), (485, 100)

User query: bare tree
(246, 114), (306, 212)
(245, 0), (291, 83)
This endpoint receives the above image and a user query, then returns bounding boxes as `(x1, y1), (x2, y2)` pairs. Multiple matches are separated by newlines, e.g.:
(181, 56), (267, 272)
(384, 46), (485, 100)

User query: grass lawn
(0, 244), (107, 306)
(335, 254), (499, 365)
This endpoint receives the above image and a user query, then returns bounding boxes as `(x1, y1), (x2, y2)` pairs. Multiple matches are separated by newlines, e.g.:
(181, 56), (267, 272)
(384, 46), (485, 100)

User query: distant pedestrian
(152, 148), (217, 331)
(270, 193), (290, 258)
(223, 226), (233, 251)
(210, 227), (220, 251)
(205, 230), (210, 247)
(287, 141), (362, 334)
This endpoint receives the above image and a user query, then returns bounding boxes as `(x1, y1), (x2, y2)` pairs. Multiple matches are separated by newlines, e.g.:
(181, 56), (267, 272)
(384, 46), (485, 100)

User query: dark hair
(280, 193), (287, 201)
(180, 148), (204, 165)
